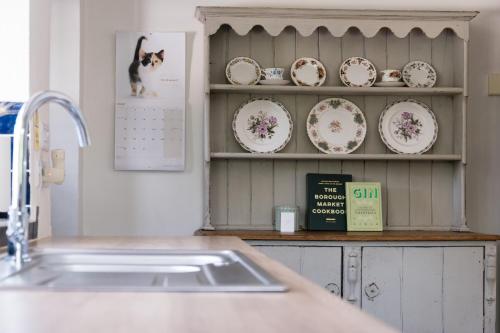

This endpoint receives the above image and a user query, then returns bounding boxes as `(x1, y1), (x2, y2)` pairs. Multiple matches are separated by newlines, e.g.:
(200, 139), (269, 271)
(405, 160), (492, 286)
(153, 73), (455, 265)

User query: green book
(306, 173), (352, 231)
(346, 182), (383, 231)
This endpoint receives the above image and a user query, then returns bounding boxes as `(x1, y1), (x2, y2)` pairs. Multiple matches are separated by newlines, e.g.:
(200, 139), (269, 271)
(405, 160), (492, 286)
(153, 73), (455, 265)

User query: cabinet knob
(325, 283), (340, 295)
(364, 282), (380, 300)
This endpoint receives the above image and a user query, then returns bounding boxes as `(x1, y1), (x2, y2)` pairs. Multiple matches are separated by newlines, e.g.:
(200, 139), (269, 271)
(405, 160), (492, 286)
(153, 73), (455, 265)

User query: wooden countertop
(195, 229), (500, 241)
(0, 236), (396, 333)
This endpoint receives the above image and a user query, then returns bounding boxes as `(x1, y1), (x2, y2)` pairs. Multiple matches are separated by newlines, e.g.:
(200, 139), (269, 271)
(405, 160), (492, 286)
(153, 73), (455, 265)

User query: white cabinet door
(401, 247), (444, 333)
(254, 246), (342, 295)
(301, 247), (342, 296)
(361, 247), (403, 329)
(361, 247), (484, 333)
(442, 247), (484, 333)
(254, 246), (302, 273)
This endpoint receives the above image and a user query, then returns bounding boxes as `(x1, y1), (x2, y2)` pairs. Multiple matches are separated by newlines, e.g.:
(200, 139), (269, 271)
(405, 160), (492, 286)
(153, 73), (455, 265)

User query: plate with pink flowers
(307, 98), (366, 154)
(232, 98), (293, 153)
(378, 99), (438, 154)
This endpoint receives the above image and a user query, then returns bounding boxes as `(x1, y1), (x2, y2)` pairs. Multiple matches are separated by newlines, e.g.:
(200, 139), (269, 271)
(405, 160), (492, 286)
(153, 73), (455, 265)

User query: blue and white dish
(0, 102), (23, 135)
(261, 67), (285, 80)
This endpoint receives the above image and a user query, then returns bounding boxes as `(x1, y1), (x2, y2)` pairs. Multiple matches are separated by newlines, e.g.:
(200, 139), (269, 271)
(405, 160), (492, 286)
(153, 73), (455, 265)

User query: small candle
(274, 206), (299, 233)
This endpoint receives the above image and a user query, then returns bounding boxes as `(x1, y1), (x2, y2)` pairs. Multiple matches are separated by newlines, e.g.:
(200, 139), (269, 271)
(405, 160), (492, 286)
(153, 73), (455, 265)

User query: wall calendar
(115, 32), (185, 171)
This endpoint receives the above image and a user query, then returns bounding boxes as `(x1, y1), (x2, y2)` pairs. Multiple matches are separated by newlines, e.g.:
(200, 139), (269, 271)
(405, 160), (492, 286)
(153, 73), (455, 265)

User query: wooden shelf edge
(195, 229), (500, 242)
(210, 84), (464, 96)
(210, 153), (462, 161)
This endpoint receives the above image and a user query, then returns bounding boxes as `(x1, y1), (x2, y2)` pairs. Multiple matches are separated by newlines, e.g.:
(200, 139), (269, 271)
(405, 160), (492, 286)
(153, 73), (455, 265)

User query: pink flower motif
(401, 111), (412, 120)
(247, 109), (279, 140)
(392, 111), (422, 142)
(329, 120), (342, 133)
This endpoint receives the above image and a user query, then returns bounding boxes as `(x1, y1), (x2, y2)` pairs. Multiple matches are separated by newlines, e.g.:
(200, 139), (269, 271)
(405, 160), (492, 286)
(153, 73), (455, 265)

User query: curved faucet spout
(7, 90), (91, 267)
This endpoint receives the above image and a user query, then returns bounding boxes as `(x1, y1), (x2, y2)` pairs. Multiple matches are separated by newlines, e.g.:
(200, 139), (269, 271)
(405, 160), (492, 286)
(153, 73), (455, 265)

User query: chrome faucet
(7, 91), (91, 268)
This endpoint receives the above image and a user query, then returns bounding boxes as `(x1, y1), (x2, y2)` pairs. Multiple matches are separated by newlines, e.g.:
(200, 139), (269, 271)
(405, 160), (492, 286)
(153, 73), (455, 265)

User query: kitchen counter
(0, 236), (396, 333)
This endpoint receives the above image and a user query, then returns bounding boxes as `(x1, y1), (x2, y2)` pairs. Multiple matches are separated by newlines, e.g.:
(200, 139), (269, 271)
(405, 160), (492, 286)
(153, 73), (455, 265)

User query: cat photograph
(115, 31), (184, 101)
(128, 35), (165, 97)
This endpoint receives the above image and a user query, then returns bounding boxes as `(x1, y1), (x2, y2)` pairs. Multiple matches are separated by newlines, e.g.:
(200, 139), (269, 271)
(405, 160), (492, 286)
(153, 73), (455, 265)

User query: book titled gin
(306, 173), (352, 231)
(346, 182), (383, 231)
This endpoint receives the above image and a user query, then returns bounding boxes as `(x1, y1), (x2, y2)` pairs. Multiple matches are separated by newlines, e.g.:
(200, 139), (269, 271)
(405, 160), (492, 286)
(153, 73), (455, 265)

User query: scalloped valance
(196, 7), (478, 41)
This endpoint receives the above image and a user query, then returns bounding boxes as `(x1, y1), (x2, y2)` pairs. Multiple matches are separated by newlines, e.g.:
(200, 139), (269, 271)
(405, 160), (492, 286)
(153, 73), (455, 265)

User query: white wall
(29, 0), (52, 237)
(0, 1), (29, 218)
(467, 10), (500, 234)
(49, 0), (81, 236)
(0, 0), (30, 101)
(0, 0), (52, 235)
(79, 0), (500, 236)
(81, 0), (203, 236)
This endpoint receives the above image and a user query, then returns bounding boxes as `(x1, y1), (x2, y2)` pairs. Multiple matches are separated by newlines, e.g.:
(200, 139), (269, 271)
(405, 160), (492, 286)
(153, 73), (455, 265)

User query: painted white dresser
(195, 6), (496, 333)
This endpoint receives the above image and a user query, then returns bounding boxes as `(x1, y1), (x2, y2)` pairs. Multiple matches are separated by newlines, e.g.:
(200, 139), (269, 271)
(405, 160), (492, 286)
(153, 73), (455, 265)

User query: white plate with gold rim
(307, 98), (366, 154)
(233, 98), (293, 153)
(225, 57), (261, 85)
(290, 57), (326, 87)
(379, 99), (438, 154)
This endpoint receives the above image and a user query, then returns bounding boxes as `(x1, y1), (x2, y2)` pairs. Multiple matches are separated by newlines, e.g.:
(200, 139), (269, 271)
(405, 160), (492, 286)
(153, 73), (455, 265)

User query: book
(346, 182), (383, 231)
(306, 173), (352, 231)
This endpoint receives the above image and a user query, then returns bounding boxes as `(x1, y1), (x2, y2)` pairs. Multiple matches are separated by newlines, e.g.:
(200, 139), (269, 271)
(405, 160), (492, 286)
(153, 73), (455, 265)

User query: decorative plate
(259, 79), (291, 86)
(225, 57), (261, 85)
(402, 61), (437, 88)
(339, 57), (377, 87)
(374, 81), (406, 87)
(290, 57), (326, 87)
(379, 99), (438, 154)
(233, 98), (293, 153)
(307, 98), (366, 154)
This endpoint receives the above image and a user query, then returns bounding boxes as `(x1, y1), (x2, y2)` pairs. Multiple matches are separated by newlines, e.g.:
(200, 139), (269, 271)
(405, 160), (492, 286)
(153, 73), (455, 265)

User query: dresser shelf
(210, 152), (462, 161)
(209, 84), (464, 96)
(199, 7), (471, 233)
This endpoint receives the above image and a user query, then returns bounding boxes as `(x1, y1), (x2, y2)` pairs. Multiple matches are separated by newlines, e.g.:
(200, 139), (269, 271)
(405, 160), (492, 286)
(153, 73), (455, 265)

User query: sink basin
(0, 249), (287, 292)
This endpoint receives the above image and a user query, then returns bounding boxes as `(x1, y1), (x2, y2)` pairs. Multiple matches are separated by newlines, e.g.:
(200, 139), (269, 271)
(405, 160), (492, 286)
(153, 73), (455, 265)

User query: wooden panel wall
(209, 26), (461, 230)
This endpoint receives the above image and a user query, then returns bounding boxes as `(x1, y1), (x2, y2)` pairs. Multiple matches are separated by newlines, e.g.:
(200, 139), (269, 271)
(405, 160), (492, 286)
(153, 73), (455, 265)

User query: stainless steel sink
(0, 249), (287, 292)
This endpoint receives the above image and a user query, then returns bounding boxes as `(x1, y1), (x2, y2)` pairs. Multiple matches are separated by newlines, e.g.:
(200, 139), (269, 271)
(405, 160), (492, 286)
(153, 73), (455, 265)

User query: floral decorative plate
(225, 57), (261, 85)
(307, 98), (366, 154)
(290, 57), (326, 87)
(402, 61), (437, 88)
(379, 99), (438, 154)
(339, 57), (377, 87)
(233, 98), (293, 153)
